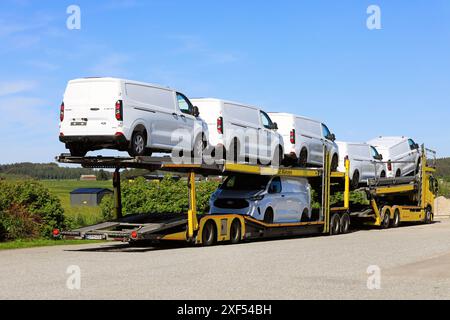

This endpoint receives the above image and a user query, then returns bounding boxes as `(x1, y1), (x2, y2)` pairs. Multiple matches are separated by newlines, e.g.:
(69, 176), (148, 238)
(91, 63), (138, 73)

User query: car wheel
(264, 208), (274, 224)
(391, 209), (400, 228)
(69, 145), (87, 157)
(129, 131), (147, 157)
(351, 171), (360, 189)
(298, 149), (308, 167)
(340, 213), (351, 234)
(202, 221), (217, 246)
(331, 154), (338, 172)
(230, 219), (241, 244)
(330, 213), (341, 235)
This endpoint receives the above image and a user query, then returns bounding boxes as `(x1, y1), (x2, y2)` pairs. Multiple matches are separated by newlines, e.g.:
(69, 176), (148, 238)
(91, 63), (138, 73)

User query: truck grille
(214, 198), (249, 209)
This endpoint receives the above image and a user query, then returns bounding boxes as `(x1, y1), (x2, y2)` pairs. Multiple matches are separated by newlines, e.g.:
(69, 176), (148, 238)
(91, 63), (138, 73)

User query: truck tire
(425, 209), (433, 224)
(340, 213), (351, 234)
(330, 214), (341, 235)
(202, 221), (217, 246)
(391, 209), (400, 228)
(381, 208), (391, 229)
(230, 219), (241, 244)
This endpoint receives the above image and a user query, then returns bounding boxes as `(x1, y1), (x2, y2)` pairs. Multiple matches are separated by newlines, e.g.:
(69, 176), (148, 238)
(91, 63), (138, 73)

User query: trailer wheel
(202, 221), (217, 246)
(340, 213), (351, 234)
(391, 209), (400, 228)
(381, 208), (391, 229)
(330, 214), (341, 235)
(230, 219), (241, 244)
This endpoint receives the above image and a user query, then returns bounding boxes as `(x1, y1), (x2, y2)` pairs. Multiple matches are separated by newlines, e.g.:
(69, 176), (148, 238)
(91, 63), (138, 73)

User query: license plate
(85, 234), (103, 240)
(71, 122), (87, 126)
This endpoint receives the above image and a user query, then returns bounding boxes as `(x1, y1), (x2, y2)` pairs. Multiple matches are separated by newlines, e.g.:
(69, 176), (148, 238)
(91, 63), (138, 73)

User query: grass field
(0, 239), (104, 251)
(41, 180), (112, 228)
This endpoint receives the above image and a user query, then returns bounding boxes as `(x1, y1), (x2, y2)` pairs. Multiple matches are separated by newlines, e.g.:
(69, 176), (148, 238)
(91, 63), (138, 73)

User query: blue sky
(0, 0), (449, 163)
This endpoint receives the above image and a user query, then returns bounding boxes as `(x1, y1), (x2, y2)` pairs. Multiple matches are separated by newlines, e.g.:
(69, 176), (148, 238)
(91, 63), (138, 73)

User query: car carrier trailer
(54, 146), (437, 246)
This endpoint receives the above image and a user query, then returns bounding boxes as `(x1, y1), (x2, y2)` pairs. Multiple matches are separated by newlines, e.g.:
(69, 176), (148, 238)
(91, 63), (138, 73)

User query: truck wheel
(230, 219), (241, 244)
(381, 208), (391, 229)
(129, 131), (147, 157)
(351, 171), (360, 189)
(425, 209), (433, 224)
(202, 221), (217, 246)
(340, 213), (351, 234)
(391, 209), (400, 228)
(69, 145), (87, 157)
(330, 214), (341, 235)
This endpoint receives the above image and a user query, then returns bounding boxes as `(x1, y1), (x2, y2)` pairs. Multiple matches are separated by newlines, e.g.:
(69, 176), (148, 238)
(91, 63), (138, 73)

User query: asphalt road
(1, 219), (450, 300)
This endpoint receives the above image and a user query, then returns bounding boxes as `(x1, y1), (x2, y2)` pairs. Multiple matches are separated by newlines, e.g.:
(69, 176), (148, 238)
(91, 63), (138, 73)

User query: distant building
(80, 175), (97, 181)
(70, 188), (113, 207)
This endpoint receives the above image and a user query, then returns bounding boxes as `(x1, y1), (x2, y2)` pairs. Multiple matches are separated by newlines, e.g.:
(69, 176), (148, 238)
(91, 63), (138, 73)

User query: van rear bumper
(59, 134), (128, 149)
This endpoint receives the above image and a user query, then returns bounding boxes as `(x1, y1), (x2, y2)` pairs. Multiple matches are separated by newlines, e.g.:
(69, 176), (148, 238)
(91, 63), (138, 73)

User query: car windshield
(221, 175), (271, 191)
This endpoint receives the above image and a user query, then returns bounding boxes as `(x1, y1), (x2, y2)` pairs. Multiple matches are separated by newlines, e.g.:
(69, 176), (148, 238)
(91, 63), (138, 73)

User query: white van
(209, 175), (312, 223)
(367, 137), (421, 178)
(59, 78), (208, 158)
(267, 113), (339, 170)
(336, 142), (386, 188)
(190, 98), (284, 164)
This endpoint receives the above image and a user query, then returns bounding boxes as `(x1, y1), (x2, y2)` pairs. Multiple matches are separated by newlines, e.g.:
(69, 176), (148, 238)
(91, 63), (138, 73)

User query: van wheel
(391, 209), (400, 228)
(330, 214), (341, 235)
(69, 145), (87, 157)
(351, 171), (360, 189)
(331, 154), (338, 172)
(264, 208), (274, 224)
(271, 145), (283, 167)
(299, 149), (308, 167)
(192, 135), (205, 163)
(230, 219), (241, 244)
(395, 169), (401, 177)
(230, 138), (240, 163)
(380, 171), (386, 178)
(129, 131), (147, 157)
(340, 213), (351, 234)
(202, 221), (217, 246)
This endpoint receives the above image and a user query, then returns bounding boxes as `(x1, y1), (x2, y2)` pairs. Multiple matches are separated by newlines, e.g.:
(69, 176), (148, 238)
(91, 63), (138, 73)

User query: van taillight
(60, 102), (64, 122)
(115, 100), (123, 121)
(217, 117), (223, 134)
(387, 161), (392, 171)
(290, 129), (296, 144)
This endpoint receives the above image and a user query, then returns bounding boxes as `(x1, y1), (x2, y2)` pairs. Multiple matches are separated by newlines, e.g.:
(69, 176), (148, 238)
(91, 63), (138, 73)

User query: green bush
(100, 176), (220, 218)
(0, 180), (66, 241)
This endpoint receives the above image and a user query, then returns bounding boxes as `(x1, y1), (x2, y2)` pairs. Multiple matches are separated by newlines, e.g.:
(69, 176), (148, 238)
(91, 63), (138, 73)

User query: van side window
(268, 177), (282, 194)
(408, 139), (417, 150)
(176, 93), (193, 115)
(322, 124), (331, 139)
(260, 111), (274, 129)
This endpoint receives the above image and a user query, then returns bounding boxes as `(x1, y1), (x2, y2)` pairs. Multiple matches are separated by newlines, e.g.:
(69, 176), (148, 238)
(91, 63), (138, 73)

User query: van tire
(272, 145), (283, 167)
(331, 154), (338, 172)
(351, 171), (360, 189)
(69, 145), (88, 157)
(299, 149), (308, 167)
(230, 138), (240, 163)
(230, 219), (241, 244)
(264, 208), (274, 224)
(129, 131), (147, 157)
(192, 135), (205, 163)
(395, 169), (401, 177)
(380, 171), (386, 178)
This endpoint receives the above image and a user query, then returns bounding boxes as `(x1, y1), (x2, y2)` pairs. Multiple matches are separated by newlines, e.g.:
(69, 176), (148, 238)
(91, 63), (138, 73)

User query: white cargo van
(367, 136), (421, 178)
(190, 98), (284, 165)
(59, 78), (208, 158)
(267, 113), (339, 170)
(336, 142), (386, 188)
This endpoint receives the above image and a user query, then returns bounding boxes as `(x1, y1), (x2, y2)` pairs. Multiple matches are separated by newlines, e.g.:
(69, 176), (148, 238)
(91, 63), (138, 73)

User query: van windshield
(221, 175), (271, 191)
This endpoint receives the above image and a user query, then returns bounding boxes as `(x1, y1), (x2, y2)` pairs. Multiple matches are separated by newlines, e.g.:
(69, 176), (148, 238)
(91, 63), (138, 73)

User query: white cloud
(89, 53), (132, 77)
(0, 80), (37, 97)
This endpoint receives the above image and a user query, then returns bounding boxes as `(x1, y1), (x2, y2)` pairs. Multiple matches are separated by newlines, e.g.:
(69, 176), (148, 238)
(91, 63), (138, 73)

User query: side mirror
(271, 122), (278, 130)
(193, 106), (200, 117)
(377, 154), (383, 161)
(415, 143), (420, 150)
(327, 133), (336, 142)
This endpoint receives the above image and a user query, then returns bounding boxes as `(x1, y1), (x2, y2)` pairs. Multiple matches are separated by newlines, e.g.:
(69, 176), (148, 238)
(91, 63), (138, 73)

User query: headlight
(249, 195), (265, 201)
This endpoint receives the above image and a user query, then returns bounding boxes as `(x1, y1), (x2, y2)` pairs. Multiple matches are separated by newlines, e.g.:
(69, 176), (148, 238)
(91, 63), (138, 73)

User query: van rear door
(63, 79), (121, 136)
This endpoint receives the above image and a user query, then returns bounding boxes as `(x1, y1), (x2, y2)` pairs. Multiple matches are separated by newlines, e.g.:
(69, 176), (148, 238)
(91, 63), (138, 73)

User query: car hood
(215, 189), (264, 199)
